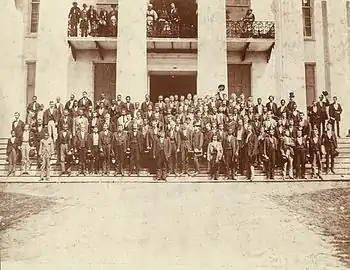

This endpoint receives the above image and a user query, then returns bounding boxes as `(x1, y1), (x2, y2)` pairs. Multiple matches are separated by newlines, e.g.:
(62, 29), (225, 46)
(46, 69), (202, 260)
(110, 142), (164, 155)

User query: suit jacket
(74, 131), (89, 149)
(89, 117), (102, 133)
(27, 102), (40, 114)
(192, 130), (203, 151)
(265, 102), (278, 116)
(222, 134), (238, 156)
(73, 116), (89, 136)
(179, 127), (193, 150)
(309, 136), (322, 155)
(7, 137), (20, 156)
(12, 120), (25, 138)
(64, 100), (77, 111)
(87, 132), (99, 149)
(322, 131), (337, 152)
(127, 131), (143, 152)
(263, 135), (278, 156)
(55, 103), (64, 118)
(123, 102), (135, 114)
(316, 101), (329, 120)
(33, 126), (48, 147)
(141, 101), (153, 113)
(43, 108), (59, 125)
(99, 121), (116, 133)
(152, 137), (171, 159)
(58, 130), (72, 149)
(277, 105), (288, 118)
(112, 131), (128, 152)
(59, 116), (73, 132)
(245, 132), (258, 157)
(99, 130), (113, 147)
(78, 97), (92, 110)
(329, 103), (342, 121)
(166, 129), (180, 150)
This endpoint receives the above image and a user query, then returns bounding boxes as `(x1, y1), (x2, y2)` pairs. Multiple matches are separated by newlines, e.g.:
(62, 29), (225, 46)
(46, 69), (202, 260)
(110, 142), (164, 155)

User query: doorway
(93, 63), (116, 105)
(227, 64), (251, 98)
(150, 74), (197, 102)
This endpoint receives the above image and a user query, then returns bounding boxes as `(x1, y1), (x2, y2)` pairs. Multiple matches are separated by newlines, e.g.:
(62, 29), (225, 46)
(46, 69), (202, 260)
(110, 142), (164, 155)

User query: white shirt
(93, 133), (98, 145)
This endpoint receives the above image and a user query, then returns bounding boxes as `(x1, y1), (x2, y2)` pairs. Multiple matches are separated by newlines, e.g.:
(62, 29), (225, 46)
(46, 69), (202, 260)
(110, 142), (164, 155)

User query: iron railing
(226, 20), (275, 39)
(147, 21), (197, 38)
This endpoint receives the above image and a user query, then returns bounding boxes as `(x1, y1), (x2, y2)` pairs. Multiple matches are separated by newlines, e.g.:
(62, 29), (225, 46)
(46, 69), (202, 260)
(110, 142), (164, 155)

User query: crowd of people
(7, 85), (343, 181)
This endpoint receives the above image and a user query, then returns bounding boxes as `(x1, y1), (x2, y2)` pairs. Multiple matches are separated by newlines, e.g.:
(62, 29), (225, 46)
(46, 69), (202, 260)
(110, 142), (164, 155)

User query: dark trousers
(180, 143), (190, 173)
(294, 150), (306, 178)
(209, 157), (219, 179)
(129, 144), (140, 174)
(78, 147), (87, 173)
(102, 144), (111, 174)
(156, 150), (167, 179)
(193, 154), (201, 173)
(238, 145), (245, 174)
(114, 145), (125, 174)
(265, 150), (276, 179)
(224, 150), (236, 178)
(168, 142), (178, 173)
(325, 152), (335, 170)
(89, 145), (100, 173)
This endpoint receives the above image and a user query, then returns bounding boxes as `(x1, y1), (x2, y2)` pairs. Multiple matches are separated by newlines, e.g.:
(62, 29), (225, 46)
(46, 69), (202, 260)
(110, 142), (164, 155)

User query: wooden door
(227, 64), (251, 97)
(93, 63), (116, 105)
(305, 63), (316, 106)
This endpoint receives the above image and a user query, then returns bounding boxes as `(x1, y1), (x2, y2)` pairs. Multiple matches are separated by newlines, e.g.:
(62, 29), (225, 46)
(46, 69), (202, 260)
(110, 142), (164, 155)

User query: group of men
(68, 2), (118, 37)
(7, 85), (342, 181)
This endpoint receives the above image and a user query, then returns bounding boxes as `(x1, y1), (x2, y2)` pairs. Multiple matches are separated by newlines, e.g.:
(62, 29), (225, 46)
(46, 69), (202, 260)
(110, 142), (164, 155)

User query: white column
(0, 0), (25, 137)
(117, 0), (148, 103)
(274, 0), (306, 112)
(197, 0), (228, 97)
(35, 0), (71, 107)
(327, 0), (350, 136)
(314, 0), (327, 97)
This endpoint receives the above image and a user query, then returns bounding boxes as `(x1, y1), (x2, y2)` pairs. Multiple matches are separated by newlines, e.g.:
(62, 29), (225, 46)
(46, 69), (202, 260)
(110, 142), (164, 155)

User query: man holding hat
(217, 84), (225, 101)
(39, 132), (54, 181)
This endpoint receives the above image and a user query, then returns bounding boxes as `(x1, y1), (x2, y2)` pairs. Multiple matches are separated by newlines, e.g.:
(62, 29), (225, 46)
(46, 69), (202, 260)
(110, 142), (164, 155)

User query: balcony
(226, 20), (275, 63)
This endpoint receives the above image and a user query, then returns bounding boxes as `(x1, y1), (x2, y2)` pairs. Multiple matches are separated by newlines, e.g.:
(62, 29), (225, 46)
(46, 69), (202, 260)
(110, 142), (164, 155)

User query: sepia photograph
(0, 0), (349, 269)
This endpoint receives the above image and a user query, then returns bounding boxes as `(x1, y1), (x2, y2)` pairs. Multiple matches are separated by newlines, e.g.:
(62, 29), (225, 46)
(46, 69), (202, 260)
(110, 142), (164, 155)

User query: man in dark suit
(27, 95), (40, 121)
(99, 93), (110, 109)
(329, 96), (342, 137)
(58, 123), (73, 176)
(222, 128), (238, 180)
(112, 124), (128, 176)
(277, 99), (287, 118)
(191, 123), (203, 176)
(6, 130), (21, 176)
(263, 128), (278, 180)
(141, 94), (153, 115)
(74, 124), (89, 176)
(244, 124), (258, 181)
(127, 124), (144, 176)
(287, 92), (297, 114)
(99, 123), (113, 176)
(153, 131), (171, 181)
(43, 101), (59, 143)
(59, 109), (73, 133)
(65, 94), (77, 113)
(265, 95), (278, 116)
(12, 112), (25, 139)
(124, 95), (135, 115)
(33, 119), (48, 169)
(179, 123), (193, 175)
(316, 94), (330, 135)
(100, 113), (116, 132)
(167, 121), (180, 175)
(87, 126), (100, 174)
(78, 91), (93, 112)
(254, 98), (264, 116)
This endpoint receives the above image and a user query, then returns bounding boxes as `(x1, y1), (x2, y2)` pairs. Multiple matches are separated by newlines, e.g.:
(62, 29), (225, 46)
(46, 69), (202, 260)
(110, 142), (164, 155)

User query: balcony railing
(226, 20), (275, 39)
(147, 21), (197, 38)
(68, 19), (117, 37)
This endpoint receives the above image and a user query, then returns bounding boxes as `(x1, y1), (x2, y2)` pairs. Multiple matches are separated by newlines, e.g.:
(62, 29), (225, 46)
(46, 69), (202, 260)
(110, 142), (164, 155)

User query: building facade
(0, 0), (350, 137)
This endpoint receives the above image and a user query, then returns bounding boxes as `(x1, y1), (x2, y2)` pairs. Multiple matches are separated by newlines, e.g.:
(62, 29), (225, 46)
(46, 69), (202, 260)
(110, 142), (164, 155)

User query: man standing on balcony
(68, 2), (81, 37)
(169, 2), (180, 38)
(146, 4), (158, 37)
(87, 5), (98, 37)
(241, 9), (255, 38)
(107, 4), (118, 37)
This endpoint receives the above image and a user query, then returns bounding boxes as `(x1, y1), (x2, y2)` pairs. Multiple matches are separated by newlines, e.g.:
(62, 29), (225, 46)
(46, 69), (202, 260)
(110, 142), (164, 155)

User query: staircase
(1, 137), (350, 182)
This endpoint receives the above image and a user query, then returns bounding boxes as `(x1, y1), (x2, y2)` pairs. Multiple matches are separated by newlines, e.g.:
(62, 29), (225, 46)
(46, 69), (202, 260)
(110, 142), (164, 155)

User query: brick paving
(1, 181), (350, 270)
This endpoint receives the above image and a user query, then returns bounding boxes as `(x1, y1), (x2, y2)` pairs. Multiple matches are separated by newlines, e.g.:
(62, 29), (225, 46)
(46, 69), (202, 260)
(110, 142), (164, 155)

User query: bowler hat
(29, 149), (36, 158)
(218, 84), (225, 90)
(83, 3), (87, 8)
(73, 1), (78, 5)
(289, 92), (295, 98)
(322, 91), (329, 96)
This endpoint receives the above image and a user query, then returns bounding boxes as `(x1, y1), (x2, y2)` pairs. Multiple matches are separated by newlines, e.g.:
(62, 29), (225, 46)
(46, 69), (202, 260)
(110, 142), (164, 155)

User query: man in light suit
(73, 109), (89, 136)
(43, 101), (59, 144)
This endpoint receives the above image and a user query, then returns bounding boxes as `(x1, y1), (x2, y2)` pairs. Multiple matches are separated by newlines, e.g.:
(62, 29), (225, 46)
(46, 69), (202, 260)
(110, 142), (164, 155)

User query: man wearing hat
(263, 128), (278, 180)
(286, 92), (296, 115)
(153, 131), (171, 181)
(39, 132), (54, 181)
(217, 84), (226, 101)
(68, 2), (81, 37)
(316, 93), (330, 135)
(329, 95), (343, 137)
(127, 124), (143, 176)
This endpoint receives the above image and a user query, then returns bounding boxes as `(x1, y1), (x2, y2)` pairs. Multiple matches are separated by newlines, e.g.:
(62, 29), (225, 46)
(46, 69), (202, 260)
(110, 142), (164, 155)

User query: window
(347, 1), (350, 28)
(26, 62), (36, 104)
(305, 63), (316, 106)
(302, 0), (313, 38)
(226, 0), (250, 21)
(30, 0), (40, 33)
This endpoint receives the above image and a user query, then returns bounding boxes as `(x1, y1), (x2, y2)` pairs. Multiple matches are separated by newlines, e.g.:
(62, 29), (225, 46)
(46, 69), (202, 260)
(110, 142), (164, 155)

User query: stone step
(1, 174), (350, 183)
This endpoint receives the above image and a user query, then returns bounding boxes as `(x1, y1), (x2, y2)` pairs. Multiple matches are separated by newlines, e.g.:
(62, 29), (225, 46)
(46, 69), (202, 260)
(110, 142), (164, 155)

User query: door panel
(305, 64), (316, 106)
(227, 64), (251, 98)
(150, 75), (197, 102)
(94, 63), (116, 104)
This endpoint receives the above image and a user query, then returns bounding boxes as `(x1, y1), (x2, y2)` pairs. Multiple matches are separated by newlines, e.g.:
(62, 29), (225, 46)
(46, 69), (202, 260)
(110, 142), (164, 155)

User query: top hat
(83, 3), (87, 8)
(218, 84), (225, 90)
(73, 1), (78, 5)
(322, 91), (329, 96)
(289, 92), (295, 98)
